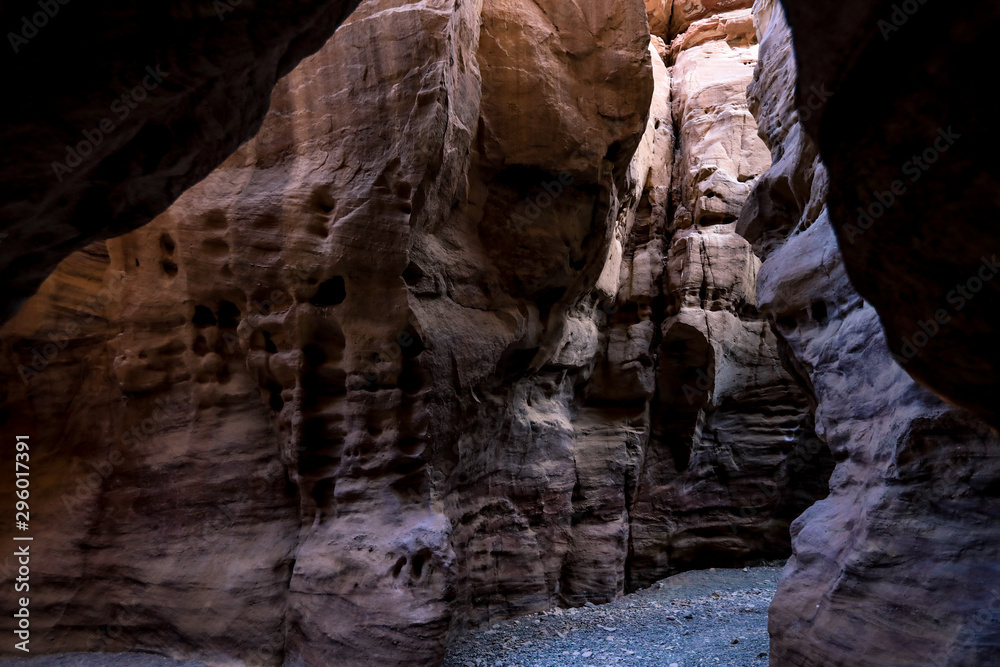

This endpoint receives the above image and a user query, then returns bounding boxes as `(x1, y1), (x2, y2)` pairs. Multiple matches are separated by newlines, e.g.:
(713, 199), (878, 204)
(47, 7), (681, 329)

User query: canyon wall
(0, 0), (362, 326)
(624, 7), (832, 587)
(2, 1), (998, 666)
(744, 1), (1000, 664)
(1, 0), (835, 665)
(774, 0), (1000, 429)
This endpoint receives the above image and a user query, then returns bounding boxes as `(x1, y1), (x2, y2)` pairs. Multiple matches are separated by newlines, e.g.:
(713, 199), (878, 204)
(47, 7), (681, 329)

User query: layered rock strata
(1, 0), (648, 663)
(645, 0), (753, 40)
(0, 0), (835, 664)
(619, 10), (831, 589)
(743, 2), (1000, 664)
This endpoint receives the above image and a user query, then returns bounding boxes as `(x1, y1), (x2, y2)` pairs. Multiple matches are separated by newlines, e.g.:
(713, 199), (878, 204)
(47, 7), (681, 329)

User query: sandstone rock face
(744, 2), (1000, 664)
(773, 0), (1000, 428)
(668, 8), (765, 230)
(760, 218), (1000, 667)
(620, 12), (830, 587)
(646, 0), (754, 41)
(0, 0), (361, 326)
(1, 1), (835, 664)
(736, 0), (827, 260)
(1, 0), (646, 663)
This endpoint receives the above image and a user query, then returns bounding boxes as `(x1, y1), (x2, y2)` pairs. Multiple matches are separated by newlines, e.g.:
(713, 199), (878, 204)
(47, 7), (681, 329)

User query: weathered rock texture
(744, 1), (1000, 664)
(1, 0), (645, 663)
(645, 0), (753, 41)
(773, 0), (1000, 428)
(0, 0), (361, 326)
(620, 10), (831, 588)
(0, 0), (834, 665)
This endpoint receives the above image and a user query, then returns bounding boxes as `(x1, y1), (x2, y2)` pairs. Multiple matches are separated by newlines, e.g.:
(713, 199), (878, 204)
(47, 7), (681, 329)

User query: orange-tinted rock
(1, 0), (652, 663)
(645, 0), (754, 41)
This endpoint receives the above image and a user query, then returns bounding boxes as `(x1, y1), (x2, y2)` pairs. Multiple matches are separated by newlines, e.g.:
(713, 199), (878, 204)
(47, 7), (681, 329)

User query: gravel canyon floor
(444, 566), (781, 667)
(0, 566), (781, 667)
(5, 0), (998, 664)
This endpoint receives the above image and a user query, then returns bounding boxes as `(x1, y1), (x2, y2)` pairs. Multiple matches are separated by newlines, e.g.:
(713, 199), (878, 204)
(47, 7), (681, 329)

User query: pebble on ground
(443, 565), (785, 667)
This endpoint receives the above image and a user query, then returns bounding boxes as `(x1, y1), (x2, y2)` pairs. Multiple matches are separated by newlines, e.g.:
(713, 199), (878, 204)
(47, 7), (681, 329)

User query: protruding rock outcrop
(743, 2), (1000, 664)
(774, 0), (1000, 429)
(0, 0), (653, 663)
(0, 0), (839, 664)
(0, 0), (362, 327)
(645, 0), (753, 41)
(620, 11), (830, 587)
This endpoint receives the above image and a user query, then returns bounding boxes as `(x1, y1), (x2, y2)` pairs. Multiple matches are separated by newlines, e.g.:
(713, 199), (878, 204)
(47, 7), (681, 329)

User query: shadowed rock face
(744, 1), (1000, 664)
(0, 0), (836, 664)
(0, 0), (651, 663)
(0, 0), (361, 326)
(0, 1), (994, 665)
(775, 0), (1000, 428)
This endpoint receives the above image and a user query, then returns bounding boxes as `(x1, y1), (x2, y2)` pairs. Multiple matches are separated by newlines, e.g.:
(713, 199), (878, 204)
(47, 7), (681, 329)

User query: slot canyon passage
(1, 0), (999, 665)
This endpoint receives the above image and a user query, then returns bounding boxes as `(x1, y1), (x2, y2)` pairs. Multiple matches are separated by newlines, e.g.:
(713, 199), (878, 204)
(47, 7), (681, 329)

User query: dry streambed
(443, 565), (784, 667)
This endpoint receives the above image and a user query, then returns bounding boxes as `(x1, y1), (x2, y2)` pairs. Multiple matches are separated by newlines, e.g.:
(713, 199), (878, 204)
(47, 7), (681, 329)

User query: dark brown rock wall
(743, 2), (1000, 664)
(1, 0), (654, 663)
(0, 0), (362, 327)
(775, 0), (1000, 428)
(0, 1), (839, 664)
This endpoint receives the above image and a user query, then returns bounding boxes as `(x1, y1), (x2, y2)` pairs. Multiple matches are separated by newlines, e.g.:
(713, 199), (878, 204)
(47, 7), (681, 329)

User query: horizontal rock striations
(1, 0), (650, 663)
(646, 0), (754, 41)
(620, 9), (831, 590)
